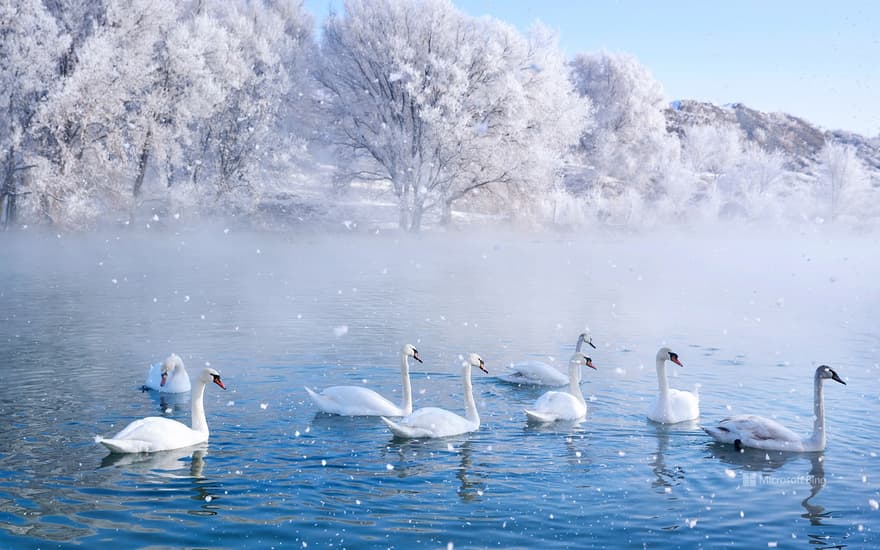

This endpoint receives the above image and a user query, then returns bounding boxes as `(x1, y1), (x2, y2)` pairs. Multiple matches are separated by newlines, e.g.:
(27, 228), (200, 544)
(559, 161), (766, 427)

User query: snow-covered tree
(182, 0), (314, 207)
(315, 0), (587, 231)
(0, 0), (69, 226)
(569, 51), (678, 201)
(817, 141), (872, 222)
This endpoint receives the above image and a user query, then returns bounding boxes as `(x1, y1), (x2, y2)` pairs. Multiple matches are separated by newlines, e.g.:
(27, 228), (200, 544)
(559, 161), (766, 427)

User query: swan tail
(381, 416), (426, 439)
(524, 409), (556, 424)
(304, 386), (332, 412)
(95, 436), (152, 454)
(702, 425), (734, 443)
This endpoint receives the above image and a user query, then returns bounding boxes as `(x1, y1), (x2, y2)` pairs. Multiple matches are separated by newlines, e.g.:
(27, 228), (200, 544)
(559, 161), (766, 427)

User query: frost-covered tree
(0, 0), (69, 226)
(184, 0), (314, 206)
(569, 51), (678, 201)
(315, 0), (587, 231)
(817, 141), (872, 222)
(25, 0), (183, 226)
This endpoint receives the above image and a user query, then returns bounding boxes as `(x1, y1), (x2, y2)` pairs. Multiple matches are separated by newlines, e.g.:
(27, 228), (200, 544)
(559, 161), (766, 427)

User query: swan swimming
(382, 353), (487, 439)
(524, 352), (596, 423)
(648, 347), (699, 424)
(498, 332), (595, 386)
(703, 365), (846, 452)
(96, 367), (226, 454)
(144, 353), (191, 393)
(305, 344), (422, 416)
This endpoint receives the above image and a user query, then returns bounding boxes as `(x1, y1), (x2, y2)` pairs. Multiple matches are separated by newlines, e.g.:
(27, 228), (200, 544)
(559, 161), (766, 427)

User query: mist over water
(1, 225), (878, 548)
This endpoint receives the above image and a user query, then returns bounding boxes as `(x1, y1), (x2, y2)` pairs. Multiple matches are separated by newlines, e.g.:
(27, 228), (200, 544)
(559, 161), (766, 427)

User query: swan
(305, 344), (422, 416)
(703, 365), (846, 452)
(144, 353), (191, 393)
(524, 352), (596, 423)
(96, 368), (226, 453)
(497, 332), (595, 386)
(648, 347), (699, 424)
(382, 353), (488, 438)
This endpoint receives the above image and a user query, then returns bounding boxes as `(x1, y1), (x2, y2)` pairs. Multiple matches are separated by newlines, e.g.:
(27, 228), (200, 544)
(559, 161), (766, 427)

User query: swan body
(703, 365), (846, 452)
(96, 368), (226, 453)
(648, 347), (699, 424)
(525, 353), (596, 423)
(382, 353), (487, 439)
(144, 353), (191, 393)
(305, 344), (421, 416)
(498, 332), (595, 386)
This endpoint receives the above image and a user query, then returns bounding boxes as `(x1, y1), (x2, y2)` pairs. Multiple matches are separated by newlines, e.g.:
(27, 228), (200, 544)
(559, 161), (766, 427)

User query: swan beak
(588, 340), (596, 349)
(831, 372), (846, 385)
(160, 372), (168, 387)
(413, 351), (423, 363)
(585, 358), (597, 370)
(478, 359), (488, 374)
(213, 375), (227, 390)
(669, 353), (683, 367)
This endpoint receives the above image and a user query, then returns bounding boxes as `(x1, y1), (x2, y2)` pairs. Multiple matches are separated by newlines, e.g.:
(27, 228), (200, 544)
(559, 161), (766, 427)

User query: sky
(302, 0), (880, 137)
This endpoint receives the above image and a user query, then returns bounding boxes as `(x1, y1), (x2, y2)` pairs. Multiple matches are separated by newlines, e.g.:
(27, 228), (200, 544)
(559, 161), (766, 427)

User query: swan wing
(704, 415), (804, 450)
(163, 366), (191, 393)
(144, 362), (162, 391)
(667, 388), (700, 422)
(100, 416), (205, 453)
(384, 407), (475, 438)
(526, 391), (586, 422)
(498, 361), (568, 386)
(306, 386), (403, 416)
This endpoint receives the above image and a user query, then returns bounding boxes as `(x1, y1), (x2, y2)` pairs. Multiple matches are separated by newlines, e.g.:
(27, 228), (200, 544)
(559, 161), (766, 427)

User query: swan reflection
(100, 445), (208, 478)
(706, 443), (830, 526)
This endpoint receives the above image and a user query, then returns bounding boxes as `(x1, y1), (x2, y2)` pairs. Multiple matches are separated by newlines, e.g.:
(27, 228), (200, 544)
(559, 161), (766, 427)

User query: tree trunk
(132, 129), (152, 198)
(440, 199), (453, 226)
(1, 145), (16, 228)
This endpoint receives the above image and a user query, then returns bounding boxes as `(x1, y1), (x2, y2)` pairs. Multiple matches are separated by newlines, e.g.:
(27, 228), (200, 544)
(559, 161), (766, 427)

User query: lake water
(1, 225), (878, 548)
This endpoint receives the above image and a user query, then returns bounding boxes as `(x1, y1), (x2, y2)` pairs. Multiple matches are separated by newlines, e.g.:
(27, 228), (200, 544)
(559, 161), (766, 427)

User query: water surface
(1, 226), (878, 548)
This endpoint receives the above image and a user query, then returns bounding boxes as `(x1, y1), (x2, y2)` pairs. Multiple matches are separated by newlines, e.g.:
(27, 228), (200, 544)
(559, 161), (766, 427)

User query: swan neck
(568, 363), (586, 405)
(809, 372), (826, 448)
(463, 364), (479, 425)
(575, 338), (583, 353)
(656, 357), (670, 396)
(400, 353), (413, 415)
(191, 378), (209, 434)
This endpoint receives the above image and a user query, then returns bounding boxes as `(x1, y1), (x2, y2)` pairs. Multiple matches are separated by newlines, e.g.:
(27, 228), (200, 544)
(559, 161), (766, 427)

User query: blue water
(1, 227), (878, 548)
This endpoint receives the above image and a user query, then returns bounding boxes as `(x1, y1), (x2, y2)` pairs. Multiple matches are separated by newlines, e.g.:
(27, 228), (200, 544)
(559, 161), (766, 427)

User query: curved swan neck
(400, 352), (413, 415)
(655, 357), (670, 396)
(575, 337), (584, 353)
(568, 362), (586, 405)
(808, 371), (827, 448)
(191, 379), (209, 434)
(463, 364), (479, 425)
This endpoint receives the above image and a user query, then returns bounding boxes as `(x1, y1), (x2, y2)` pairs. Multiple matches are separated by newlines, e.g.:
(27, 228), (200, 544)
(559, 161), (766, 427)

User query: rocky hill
(665, 100), (880, 174)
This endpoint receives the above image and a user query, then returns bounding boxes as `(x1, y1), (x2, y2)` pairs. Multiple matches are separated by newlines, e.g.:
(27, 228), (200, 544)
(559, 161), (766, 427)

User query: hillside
(665, 100), (880, 174)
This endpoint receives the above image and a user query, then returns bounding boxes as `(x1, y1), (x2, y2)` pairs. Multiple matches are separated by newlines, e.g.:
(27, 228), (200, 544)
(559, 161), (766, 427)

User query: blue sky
(303, 1), (880, 136)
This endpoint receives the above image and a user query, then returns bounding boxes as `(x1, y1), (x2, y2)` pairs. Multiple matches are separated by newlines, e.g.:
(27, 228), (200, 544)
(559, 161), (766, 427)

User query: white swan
(382, 353), (488, 438)
(96, 368), (226, 453)
(305, 344), (422, 416)
(497, 332), (595, 386)
(648, 347), (699, 424)
(524, 352), (596, 423)
(703, 365), (846, 452)
(144, 353), (191, 393)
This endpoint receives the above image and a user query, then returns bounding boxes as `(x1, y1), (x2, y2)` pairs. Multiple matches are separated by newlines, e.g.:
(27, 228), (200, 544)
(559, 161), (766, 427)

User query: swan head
(160, 353), (185, 387)
(578, 332), (597, 349)
(198, 367), (227, 390)
(657, 347), (683, 366)
(570, 352), (597, 370)
(816, 365), (846, 385)
(467, 353), (488, 374)
(403, 343), (423, 363)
